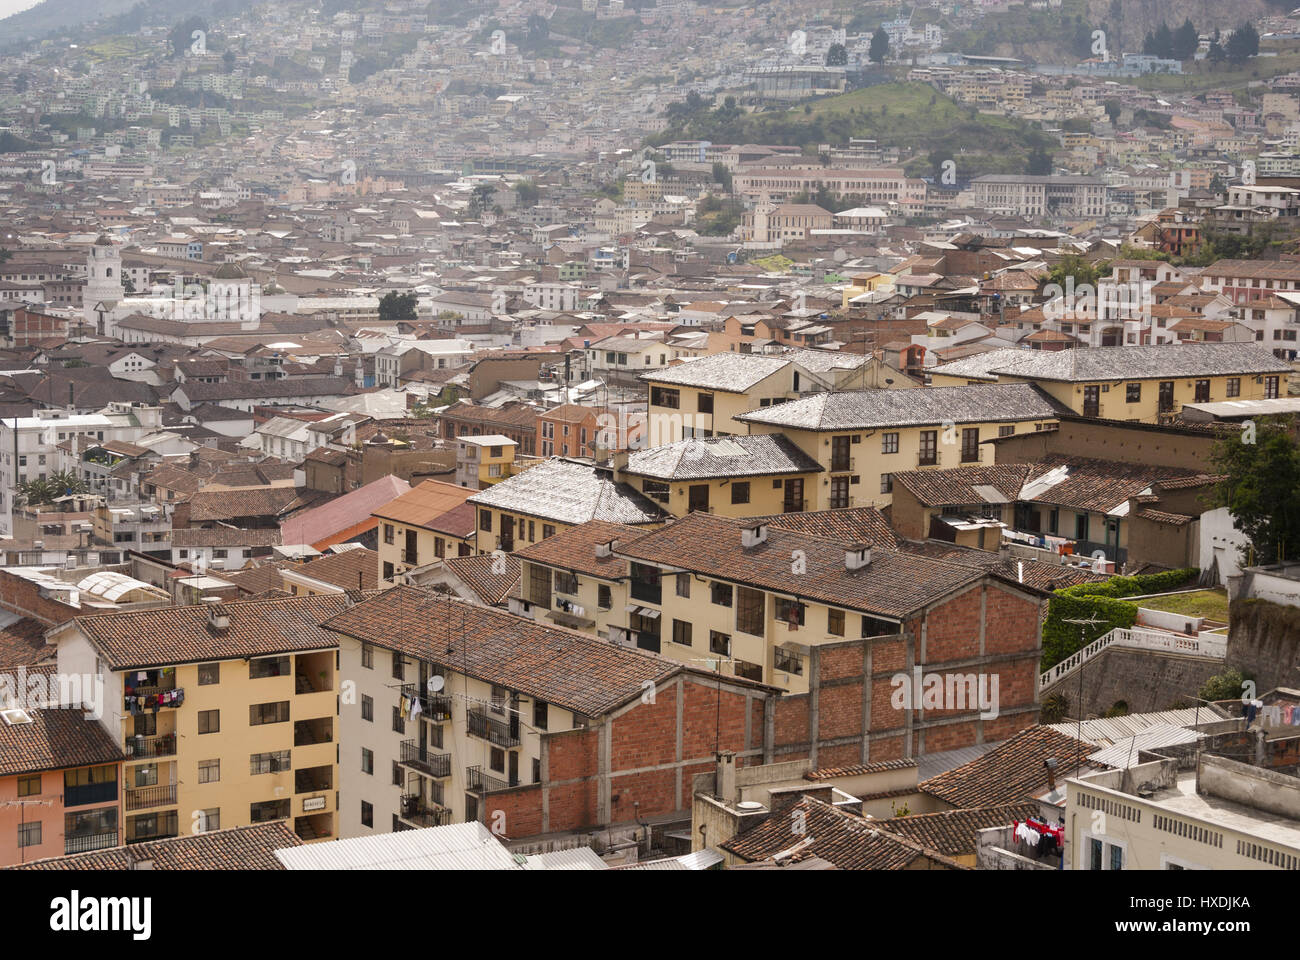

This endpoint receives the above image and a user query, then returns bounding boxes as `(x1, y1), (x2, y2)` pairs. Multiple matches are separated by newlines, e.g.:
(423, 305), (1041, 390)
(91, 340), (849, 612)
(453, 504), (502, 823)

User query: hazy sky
(0, 0), (45, 21)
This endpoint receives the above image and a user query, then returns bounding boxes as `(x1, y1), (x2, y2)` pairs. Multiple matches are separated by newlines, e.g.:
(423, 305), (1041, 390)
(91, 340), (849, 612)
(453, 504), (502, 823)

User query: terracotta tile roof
(1023, 455), (1200, 515)
(372, 479), (474, 529)
(73, 593), (354, 670)
(753, 506), (900, 548)
(514, 520), (641, 579)
(0, 672), (125, 776)
(12, 822), (300, 870)
(441, 554), (522, 605)
(185, 486), (302, 522)
(804, 758), (917, 779)
(919, 725), (1098, 808)
(720, 796), (968, 870)
(287, 548), (380, 591)
(424, 500), (476, 538)
(892, 463), (1032, 508)
(1135, 508), (1195, 526)
(220, 559), (294, 596)
(0, 616), (54, 669)
(171, 527), (283, 549)
(322, 586), (715, 716)
(615, 513), (986, 620)
(881, 802), (1041, 857)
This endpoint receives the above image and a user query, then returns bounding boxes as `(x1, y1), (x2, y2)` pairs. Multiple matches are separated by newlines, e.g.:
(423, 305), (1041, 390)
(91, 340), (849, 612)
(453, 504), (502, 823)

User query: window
(1126, 382), (1141, 403)
(361, 801), (373, 827)
(881, 432), (899, 454)
(196, 809), (219, 832)
(650, 386), (680, 409)
(198, 759), (220, 784)
(598, 584), (611, 609)
(862, 616), (894, 637)
(999, 425), (1015, 437)
(197, 710), (219, 734)
(249, 701), (290, 726)
(672, 619), (693, 647)
(17, 775), (40, 797)
(490, 747), (505, 773)
(393, 761), (403, 786)
(554, 571), (578, 595)
(711, 581), (733, 607)
(630, 563), (662, 604)
(249, 655), (289, 679)
(198, 662), (219, 685)
(880, 473), (894, 495)
(479, 511), (492, 532)
(393, 706), (406, 734)
(543, 524), (555, 538)
(534, 700), (548, 730)
(960, 428), (980, 463)
(392, 653), (405, 680)
(1266, 375), (1280, 399)
(361, 748), (373, 775)
(361, 643), (373, 669)
(919, 430), (938, 465)
(697, 392), (714, 414)
(1194, 379), (1210, 403)
(528, 565), (551, 607)
(361, 695), (373, 721)
(1226, 377), (1241, 398)
(18, 822), (40, 848)
(730, 481), (751, 505)
(828, 609), (845, 636)
(676, 573), (691, 598)
(1110, 844), (1124, 871)
(736, 586), (765, 636)
(709, 630), (730, 655)
(250, 750), (291, 775)
(830, 475), (849, 509)
(382, 562), (394, 581)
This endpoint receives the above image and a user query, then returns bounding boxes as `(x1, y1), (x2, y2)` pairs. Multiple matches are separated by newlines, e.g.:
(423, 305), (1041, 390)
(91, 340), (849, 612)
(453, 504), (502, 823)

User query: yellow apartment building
(466, 457), (665, 555)
(374, 479), (476, 584)
(618, 434), (824, 517)
(841, 271), (895, 309)
(48, 594), (348, 845)
(929, 343), (1292, 422)
(640, 350), (879, 444)
(734, 383), (1061, 511)
(454, 435), (519, 489)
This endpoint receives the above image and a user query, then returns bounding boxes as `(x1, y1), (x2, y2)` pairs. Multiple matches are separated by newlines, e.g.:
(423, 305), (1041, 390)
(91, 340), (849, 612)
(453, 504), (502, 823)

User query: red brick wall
(0, 569), (78, 625)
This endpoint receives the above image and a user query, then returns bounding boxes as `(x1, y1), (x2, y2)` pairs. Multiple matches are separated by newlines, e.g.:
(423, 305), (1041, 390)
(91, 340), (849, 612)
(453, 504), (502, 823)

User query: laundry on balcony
(124, 689), (185, 714)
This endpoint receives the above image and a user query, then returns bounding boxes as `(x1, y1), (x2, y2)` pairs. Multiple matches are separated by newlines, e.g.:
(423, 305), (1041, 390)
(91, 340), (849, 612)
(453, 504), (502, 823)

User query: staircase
(1039, 626), (1227, 694)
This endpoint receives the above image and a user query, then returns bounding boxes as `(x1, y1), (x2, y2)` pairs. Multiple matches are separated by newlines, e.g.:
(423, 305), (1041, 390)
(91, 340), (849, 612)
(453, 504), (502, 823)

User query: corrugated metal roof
(274, 822), (519, 870)
(916, 741), (1001, 782)
(614, 849), (724, 870)
(1047, 708), (1218, 746)
(520, 847), (608, 870)
(1088, 725), (1203, 769)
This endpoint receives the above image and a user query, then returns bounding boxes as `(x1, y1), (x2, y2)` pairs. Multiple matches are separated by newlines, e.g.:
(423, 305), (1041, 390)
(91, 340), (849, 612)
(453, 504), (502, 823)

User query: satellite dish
(426, 675), (445, 693)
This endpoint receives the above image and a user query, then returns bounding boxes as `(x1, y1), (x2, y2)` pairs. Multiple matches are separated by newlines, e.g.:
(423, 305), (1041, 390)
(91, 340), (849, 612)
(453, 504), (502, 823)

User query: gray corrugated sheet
(1088, 725), (1203, 769)
(275, 822), (520, 870)
(521, 847), (608, 870)
(1048, 707), (1220, 746)
(916, 741), (1001, 782)
(614, 849), (724, 870)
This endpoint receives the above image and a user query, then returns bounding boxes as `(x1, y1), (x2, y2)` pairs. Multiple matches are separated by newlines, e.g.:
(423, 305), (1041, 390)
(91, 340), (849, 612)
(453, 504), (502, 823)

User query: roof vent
(845, 543), (872, 571)
(741, 523), (769, 549)
(595, 539), (619, 558)
(1, 706), (33, 726)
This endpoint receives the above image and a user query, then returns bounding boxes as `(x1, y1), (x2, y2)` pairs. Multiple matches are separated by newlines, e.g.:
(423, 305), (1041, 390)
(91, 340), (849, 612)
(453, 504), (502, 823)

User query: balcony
(399, 739), (452, 778)
(466, 765), (513, 794)
(123, 686), (184, 715)
(126, 811), (178, 844)
(64, 780), (118, 807)
(830, 457), (854, 473)
(125, 733), (176, 759)
(400, 683), (453, 721)
(467, 709), (520, 748)
(65, 832), (118, 855)
(126, 783), (177, 811)
(399, 793), (452, 828)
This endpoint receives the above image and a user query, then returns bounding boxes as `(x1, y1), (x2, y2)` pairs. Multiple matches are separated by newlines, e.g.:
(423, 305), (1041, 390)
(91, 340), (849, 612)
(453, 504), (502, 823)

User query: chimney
(333, 357), (343, 377)
(715, 750), (737, 802)
(611, 449), (630, 476)
(1044, 757), (1058, 792)
(741, 522), (768, 549)
(595, 539), (619, 558)
(204, 597), (230, 633)
(845, 542), (872, 571)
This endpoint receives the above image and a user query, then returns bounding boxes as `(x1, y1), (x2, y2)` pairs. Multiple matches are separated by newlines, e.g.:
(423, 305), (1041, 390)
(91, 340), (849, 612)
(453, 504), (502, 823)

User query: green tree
(1199, 667), (1254, 704)
(1210, 416), (1300, 565)
(869, 28), (889, 64)
(711, 161), (733, 193)
(1027, 145), (1053, 176)
(467, 182), (496, 217)
(825, 42), (847, 67)
(1045, 253), (1105, 290)
(1103, 99), (1122, 123)
(1172, 18), (1199, 60)
(47, 470), (87, 498)
(1225, 22), (1260, 64)
(515, 180), (539, 208)
(378, 291), (419, 325)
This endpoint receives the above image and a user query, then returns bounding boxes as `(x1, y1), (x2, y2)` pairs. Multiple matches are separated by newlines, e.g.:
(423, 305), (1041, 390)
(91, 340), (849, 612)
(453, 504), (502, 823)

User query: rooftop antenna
(1063, 614), (1108, 781)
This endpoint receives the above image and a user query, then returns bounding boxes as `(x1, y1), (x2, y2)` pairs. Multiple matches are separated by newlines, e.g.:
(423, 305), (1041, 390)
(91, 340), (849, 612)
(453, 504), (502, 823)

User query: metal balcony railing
(466, 765), (513, 794)
(399, 740), (452, 778)
(65, 832), (118, 855)
(125, 733), (177, 759)
(125, 783), (177, 811)
(400, 683), (453, 721)
(399, 794), (451, 828)
(467, 709), (520, 748)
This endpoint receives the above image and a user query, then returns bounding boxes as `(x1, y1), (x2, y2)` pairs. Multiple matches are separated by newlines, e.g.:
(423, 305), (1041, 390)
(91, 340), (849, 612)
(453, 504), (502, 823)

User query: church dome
(213, 261), (247, 280)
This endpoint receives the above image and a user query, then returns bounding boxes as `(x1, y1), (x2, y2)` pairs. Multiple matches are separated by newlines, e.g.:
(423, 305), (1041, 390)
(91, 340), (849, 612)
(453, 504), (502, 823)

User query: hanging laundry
(1262, 705), (1282, 726)
(409, 697), (422, 722)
